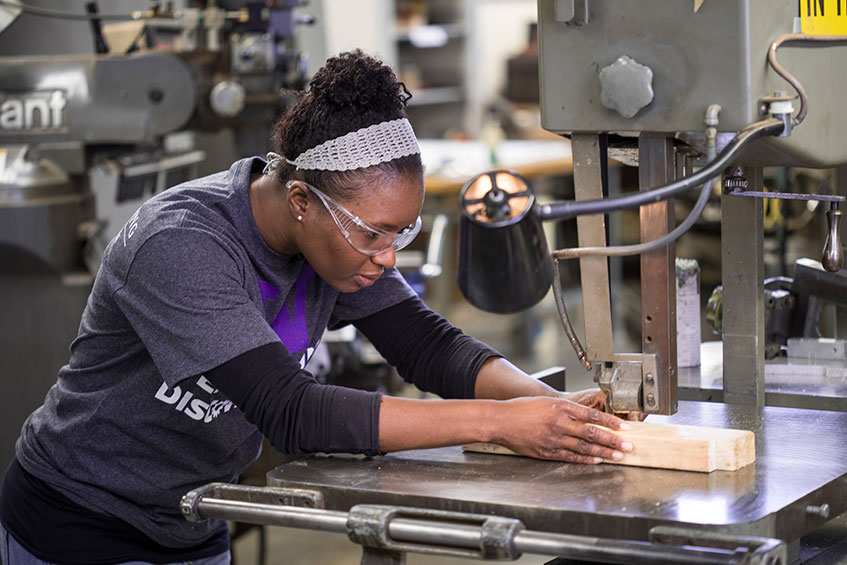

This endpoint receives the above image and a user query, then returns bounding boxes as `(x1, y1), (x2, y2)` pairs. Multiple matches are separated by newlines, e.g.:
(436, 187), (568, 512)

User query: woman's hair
(271, 50), (423, 199)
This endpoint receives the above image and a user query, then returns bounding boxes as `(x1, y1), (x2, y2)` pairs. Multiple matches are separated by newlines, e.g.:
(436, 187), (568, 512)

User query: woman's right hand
(491, 396), (633, 464)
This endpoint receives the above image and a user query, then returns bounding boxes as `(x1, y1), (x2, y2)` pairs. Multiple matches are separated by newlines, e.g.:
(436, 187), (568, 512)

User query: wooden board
(463, 421), (755, 473)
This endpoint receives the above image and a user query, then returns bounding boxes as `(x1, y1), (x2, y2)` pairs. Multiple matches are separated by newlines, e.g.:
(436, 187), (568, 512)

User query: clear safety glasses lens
(304, 183), (422, 256)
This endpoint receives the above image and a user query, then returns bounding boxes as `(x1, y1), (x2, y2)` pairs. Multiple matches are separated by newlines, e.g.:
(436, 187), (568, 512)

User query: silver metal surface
(722, 167), (766, 407)
(554, 0), (589, 25)
(787, 338), (847, 362)
(823, 208), (844, 273)
(0, 53), (196, 144)
(595, 361), (643, 413)
(268, 401), (847, 544)
(724, 189), (845, 203)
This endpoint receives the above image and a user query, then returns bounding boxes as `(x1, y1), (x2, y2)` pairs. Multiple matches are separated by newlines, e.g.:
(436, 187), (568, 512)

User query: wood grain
(463, 421), (755, 473)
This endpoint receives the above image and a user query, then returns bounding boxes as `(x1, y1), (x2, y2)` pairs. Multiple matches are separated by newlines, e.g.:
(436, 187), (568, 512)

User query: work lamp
(457, 170), (554, 314)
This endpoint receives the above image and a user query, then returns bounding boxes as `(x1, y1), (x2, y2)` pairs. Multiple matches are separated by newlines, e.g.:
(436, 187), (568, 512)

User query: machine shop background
(2, 1), (846, 564)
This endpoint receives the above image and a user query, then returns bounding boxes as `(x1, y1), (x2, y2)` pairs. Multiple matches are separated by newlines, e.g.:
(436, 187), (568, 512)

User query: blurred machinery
(0, 0), (314, 481)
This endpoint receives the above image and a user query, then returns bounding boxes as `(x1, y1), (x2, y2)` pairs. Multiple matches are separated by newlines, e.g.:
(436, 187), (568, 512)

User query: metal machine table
(680, 342), (847, 412)
(268, 401), (847, 554)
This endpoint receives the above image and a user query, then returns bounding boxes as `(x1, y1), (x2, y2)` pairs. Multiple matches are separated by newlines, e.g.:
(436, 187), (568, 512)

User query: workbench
(266, 401), (847, 562)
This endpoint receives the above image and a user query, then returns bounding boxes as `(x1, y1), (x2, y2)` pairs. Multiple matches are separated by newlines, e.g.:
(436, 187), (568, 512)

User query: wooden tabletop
(420, 139), (574, 196)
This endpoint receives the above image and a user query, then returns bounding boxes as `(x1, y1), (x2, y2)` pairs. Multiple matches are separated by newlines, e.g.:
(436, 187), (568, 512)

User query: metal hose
(538, 117), (784, 221)
(550, 258), (593, 371)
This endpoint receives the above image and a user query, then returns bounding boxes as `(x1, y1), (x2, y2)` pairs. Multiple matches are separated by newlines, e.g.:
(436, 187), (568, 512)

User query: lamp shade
(458, 171), (554, 314)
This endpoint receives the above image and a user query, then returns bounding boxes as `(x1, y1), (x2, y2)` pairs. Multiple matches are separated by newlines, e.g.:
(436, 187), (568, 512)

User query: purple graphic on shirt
(258, 264), (315, 352)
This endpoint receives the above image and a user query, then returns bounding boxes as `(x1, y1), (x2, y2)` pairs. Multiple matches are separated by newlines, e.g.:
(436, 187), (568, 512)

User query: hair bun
(309, 50), (408, 112)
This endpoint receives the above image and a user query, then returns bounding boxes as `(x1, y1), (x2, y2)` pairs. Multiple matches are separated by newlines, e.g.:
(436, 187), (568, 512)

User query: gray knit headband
(264, 118), (420, 173)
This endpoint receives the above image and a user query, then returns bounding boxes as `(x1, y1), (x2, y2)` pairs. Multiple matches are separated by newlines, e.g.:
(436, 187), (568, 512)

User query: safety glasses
(287, 180), (422, 256)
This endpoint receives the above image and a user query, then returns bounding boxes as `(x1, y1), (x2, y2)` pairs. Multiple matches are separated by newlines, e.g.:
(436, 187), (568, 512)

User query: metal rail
(182, 483), (787, 564)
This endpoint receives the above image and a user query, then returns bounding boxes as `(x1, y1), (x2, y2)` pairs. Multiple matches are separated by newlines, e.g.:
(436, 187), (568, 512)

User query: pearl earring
(297, 215), (303, 221)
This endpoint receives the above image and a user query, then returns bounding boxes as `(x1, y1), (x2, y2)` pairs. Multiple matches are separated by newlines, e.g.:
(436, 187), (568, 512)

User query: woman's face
(297, 173), (424, 293)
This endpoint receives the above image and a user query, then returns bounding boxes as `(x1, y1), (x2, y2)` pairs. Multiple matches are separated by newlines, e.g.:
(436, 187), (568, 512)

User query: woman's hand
(492, 396), (633, 464)
(379, 360), (643, 458)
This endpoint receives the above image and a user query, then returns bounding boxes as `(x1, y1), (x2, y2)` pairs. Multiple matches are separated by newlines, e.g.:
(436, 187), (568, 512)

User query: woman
(0, 50), (632, 564)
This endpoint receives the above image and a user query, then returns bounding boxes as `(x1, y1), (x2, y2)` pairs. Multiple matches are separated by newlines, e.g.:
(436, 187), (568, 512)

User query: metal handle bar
(182, 483), (786, 564)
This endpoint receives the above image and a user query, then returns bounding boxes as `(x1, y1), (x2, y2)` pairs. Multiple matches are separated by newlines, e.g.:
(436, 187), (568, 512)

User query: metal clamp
(594, 353), (660, 414)
(347, 504), (524, 561)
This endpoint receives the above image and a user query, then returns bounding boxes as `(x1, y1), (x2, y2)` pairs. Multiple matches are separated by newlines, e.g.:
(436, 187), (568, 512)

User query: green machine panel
(537, 0), (847, 167)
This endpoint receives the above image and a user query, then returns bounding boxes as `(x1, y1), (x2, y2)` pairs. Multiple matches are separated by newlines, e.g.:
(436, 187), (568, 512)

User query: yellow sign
(800, 0), (847, 34)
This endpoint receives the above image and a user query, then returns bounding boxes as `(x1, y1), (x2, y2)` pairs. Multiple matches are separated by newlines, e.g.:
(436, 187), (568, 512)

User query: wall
(317, 0), (395, 67)
(312, 0), (538, 137)
(465, 0), (537, 136)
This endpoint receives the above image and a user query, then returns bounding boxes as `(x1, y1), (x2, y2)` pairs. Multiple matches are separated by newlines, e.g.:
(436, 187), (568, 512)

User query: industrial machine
(0, 0), (314, 482)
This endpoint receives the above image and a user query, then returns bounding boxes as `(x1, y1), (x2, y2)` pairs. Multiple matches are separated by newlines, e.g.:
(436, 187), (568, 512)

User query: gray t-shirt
(15, 157), (416, 548)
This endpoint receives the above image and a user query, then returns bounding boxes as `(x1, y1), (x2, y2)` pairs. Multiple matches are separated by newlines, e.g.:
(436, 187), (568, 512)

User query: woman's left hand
(560, 389), (647, 421)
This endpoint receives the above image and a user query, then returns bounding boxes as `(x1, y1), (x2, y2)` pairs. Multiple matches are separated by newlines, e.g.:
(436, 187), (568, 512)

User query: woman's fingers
(562, 400), (630, 431)
(558, 431), (630, 460)
(499, 396), (635, 464)
(561, 388), (606, 410)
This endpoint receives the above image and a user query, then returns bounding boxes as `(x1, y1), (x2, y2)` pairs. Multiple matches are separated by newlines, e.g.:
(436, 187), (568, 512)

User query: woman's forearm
(378, 393), (632, 463)
(474, 356), (562, 400)
(377, 396), (500, 453)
